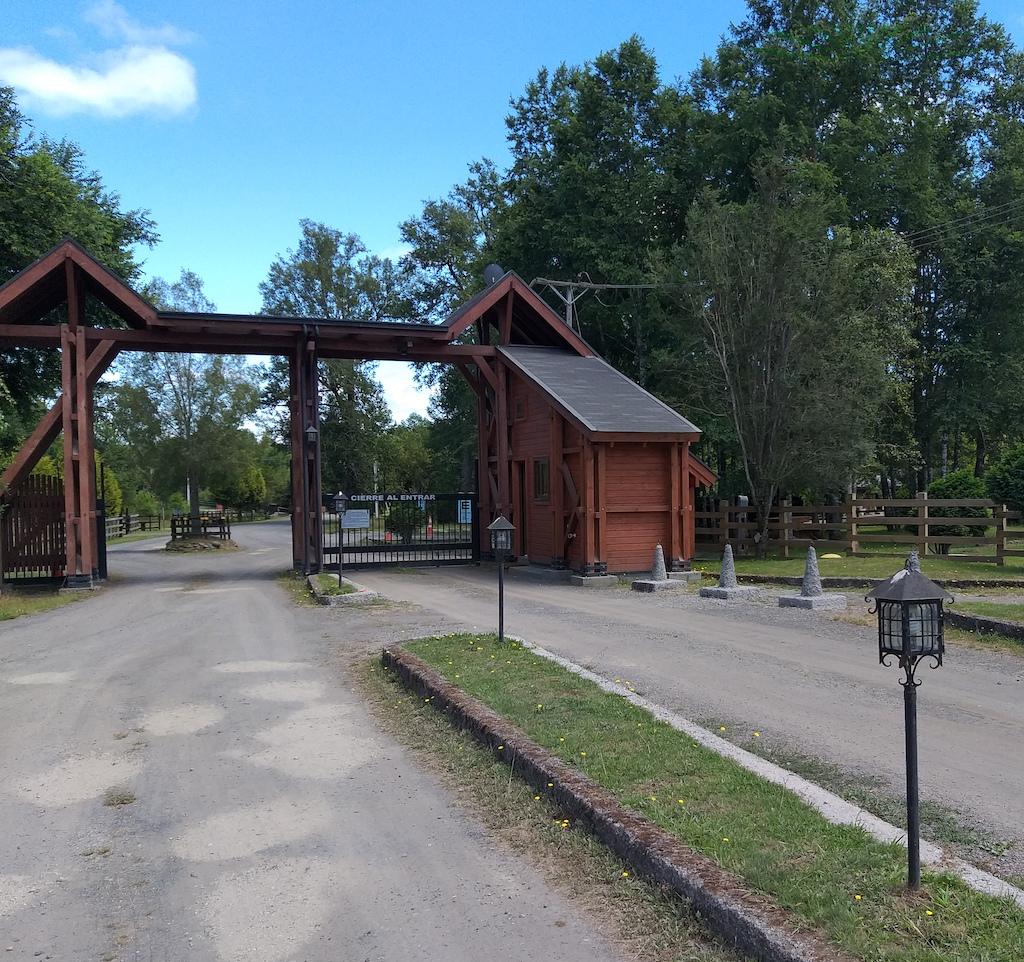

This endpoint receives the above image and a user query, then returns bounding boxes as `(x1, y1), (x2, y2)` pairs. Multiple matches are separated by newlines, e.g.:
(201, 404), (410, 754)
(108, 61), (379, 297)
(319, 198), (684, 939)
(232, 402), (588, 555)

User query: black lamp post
(488, 515), (515, 644)
(866, 551), (952, 890)
(332, 491), (347, 588)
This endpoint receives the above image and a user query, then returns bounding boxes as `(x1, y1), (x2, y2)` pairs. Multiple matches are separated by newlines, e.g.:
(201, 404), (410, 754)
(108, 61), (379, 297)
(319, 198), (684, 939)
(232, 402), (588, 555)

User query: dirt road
(0, 523), (621, 962)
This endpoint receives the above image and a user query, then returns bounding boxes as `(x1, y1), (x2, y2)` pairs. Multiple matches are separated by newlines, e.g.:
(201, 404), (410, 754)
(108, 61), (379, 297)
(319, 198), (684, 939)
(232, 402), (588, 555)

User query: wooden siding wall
(603, 444), (673, 571)
(508, 375), (554, 562)
(502, 365), (699, 574)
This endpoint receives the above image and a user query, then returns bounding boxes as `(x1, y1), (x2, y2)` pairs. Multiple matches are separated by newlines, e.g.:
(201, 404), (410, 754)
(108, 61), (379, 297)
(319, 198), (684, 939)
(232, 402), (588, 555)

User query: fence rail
(104, 514), (163, 539)
(695, 496), (1024, 565)
(170, 514), (232, 541)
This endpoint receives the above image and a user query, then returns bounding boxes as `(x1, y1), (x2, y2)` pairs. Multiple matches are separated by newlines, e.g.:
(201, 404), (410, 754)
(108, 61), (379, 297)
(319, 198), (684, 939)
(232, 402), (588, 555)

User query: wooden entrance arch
(0, 240), (712, 586)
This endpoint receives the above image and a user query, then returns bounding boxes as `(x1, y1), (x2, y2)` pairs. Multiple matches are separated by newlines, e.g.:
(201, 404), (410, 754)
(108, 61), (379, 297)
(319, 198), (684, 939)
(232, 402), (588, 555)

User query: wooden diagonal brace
(1, 338), (118, 497)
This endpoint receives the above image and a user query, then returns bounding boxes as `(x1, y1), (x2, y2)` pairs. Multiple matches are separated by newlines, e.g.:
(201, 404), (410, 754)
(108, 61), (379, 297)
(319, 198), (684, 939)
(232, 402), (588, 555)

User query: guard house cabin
(449, 271), (715, 574)
(0, 240), (713, 583)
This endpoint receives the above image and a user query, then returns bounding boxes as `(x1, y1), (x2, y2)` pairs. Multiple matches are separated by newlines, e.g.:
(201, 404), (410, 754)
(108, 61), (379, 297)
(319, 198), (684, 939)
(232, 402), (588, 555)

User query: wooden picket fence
(0, 474), (66, 580)
(695, 495), (1024, 565)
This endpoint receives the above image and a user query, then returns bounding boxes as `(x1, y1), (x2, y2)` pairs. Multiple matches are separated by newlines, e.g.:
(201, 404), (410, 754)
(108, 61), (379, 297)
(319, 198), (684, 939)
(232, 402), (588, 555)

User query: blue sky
(4, 1), (1022, 418)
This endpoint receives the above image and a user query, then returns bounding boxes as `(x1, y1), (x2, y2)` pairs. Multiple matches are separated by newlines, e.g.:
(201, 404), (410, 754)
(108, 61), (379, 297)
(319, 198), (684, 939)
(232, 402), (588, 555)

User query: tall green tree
(107, 272), (262, 520)
(671, 157), (914, 548)
(0, 88), (156, 449)
(687, 0), (1024, 483)
(259, 221), (401, 495)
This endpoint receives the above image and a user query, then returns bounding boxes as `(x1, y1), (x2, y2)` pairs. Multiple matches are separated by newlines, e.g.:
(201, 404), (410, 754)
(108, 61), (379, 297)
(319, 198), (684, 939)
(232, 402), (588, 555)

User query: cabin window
(514, 397), (527, 421)
(533, 458), (550, 502)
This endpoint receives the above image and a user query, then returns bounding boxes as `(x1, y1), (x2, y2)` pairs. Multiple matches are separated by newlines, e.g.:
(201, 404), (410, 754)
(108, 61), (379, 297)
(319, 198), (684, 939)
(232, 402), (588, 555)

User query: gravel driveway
(0, 522), (621, 962)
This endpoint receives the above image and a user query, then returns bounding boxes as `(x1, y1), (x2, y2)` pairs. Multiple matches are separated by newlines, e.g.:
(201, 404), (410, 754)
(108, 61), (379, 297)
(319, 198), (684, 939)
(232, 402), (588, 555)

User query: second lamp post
(866, 551), (951, 890)
(487, 516), (515, 644)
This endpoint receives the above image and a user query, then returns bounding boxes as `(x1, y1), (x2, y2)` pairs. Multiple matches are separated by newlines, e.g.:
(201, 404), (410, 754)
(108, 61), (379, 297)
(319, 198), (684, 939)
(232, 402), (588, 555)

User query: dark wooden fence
(170, 513), (232, 541)
(695, 495), (1024, 565)
(1, 474), (66, 581)
(104, 514), (163, 539)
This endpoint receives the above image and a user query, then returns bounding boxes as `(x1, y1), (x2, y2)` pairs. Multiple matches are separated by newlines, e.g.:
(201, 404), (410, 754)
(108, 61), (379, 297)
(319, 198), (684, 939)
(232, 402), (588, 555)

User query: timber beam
(1, 338), (118, 496)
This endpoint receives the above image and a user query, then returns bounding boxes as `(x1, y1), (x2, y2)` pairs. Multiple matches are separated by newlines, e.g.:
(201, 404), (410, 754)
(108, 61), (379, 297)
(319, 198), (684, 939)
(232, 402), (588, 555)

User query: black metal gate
(323, 492), (479, 569)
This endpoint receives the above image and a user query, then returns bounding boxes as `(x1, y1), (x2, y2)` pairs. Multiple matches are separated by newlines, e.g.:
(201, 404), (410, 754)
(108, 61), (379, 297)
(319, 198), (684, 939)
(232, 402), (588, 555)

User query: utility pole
(530, 274), (662, 332)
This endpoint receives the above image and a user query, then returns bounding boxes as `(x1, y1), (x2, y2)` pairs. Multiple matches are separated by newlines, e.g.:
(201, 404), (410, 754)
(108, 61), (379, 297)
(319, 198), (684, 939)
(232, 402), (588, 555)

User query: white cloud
(0, 45), (196, 117)
(375, 362), (433, 423)
(84, 1), (196, 47)
(0, 4), (196, 119)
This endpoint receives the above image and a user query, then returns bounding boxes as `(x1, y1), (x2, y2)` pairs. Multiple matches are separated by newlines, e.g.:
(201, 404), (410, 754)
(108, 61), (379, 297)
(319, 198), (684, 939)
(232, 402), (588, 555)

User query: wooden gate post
(996, 503), (1008, 567)
(718, 499), (729, 549)
(780, 498), (792, 559)
(60, 315), (99, 586)
(289, 332), (323, 574)
(917, 491), (928, 559)
(847, 496), (858, 555)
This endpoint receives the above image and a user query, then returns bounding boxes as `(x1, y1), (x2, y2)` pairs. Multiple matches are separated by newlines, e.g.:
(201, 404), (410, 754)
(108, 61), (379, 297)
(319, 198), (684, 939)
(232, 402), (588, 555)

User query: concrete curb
(710, 572), (1024, 590)
(945, 609), (1024, 642)
(306, 574), (378, 606)
(382, 646), (855, 962)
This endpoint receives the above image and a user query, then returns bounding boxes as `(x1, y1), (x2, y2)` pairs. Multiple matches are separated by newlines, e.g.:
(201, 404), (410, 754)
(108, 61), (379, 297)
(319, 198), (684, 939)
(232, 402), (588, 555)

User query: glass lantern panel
(492, 530), (512, 552)
(879, 601), (903, 655)
(906, 602), (940, 656)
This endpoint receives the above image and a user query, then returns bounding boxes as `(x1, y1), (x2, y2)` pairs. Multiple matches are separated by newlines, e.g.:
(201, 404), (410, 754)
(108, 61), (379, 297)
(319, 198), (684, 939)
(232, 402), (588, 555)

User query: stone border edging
(945, 609), (1024, 641)
(382, 645), (854, 962)
(306, 574), (378, 606)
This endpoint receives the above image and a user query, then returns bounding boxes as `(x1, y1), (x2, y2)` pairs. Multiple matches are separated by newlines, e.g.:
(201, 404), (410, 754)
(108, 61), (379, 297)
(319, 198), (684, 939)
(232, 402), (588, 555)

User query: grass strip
(953, 601), (1024, 623)
(363, 660), (741, 962)
(0, 589), (80, 621)
(696, 549), (1024, 583)
(403, 632), (1023, 962)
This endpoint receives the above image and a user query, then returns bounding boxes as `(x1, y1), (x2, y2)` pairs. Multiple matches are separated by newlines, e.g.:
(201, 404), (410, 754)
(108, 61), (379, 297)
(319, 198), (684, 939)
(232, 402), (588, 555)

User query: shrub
(132, 490), (161, 518)
(927, 469), (989, 552)
(986, 444), (1024, 511)
(385, 501), (425, 544)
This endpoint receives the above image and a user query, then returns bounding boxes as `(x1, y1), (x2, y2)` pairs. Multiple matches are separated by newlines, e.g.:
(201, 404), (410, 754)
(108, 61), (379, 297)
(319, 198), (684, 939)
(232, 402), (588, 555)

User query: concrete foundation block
(569, 574), (618, 588)
(698, 585), (760, 600)
(667, 571), (702, 584)
(778, 593), (847, 610)
(631, 578), (687, 593)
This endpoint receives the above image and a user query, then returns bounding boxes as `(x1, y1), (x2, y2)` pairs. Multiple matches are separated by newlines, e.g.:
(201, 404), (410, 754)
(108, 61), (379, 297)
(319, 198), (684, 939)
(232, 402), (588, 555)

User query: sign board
(342, 509), (371, 529)
(349, 493), (437, 503)
(457, 499), (473, 524)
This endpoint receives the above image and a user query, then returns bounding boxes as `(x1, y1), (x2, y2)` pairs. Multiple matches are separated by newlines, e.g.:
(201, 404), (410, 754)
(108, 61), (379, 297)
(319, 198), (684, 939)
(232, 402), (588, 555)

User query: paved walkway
(353, 562), (1024, 854)
(0, 523), (621, 962)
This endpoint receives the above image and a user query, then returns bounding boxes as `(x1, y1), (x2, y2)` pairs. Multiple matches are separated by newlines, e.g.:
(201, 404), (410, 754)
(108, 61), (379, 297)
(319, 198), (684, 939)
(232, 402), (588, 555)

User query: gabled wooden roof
(0, 239), (157, 328)
(443, 272), (595, 356)
(499, 345), (701, 439)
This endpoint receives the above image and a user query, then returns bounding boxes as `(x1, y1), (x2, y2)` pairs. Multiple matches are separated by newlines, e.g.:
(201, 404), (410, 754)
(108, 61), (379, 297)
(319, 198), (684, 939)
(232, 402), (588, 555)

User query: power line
(904, 197), (1024, 246)
(529, 274), (662, 331)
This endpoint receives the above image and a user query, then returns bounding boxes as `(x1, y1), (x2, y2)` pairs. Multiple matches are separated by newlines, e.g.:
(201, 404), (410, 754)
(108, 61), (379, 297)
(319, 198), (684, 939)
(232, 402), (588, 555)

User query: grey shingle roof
(498, 345), (700, 435)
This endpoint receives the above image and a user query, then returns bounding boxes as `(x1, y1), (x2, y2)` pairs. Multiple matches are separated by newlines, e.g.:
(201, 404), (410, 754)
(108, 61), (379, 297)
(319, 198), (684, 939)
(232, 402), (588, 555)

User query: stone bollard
(631, 543), (686, 593)
(779, 546), (846, 609)
(699, 544), (759, 599)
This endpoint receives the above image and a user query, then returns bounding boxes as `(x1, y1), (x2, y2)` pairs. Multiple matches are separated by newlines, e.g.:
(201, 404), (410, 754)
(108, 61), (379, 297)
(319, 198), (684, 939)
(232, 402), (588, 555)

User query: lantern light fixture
(865, 551), (952, 890)
(487, 515), (516, 644)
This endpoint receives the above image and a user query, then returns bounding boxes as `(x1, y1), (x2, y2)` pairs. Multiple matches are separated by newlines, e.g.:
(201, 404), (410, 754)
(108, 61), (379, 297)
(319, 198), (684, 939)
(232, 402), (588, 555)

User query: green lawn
(696, 544), (1024, 582)
(398, 633), (1023, 962)
(0, 588), (79, 621)
(954, 601), (1024, 623)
